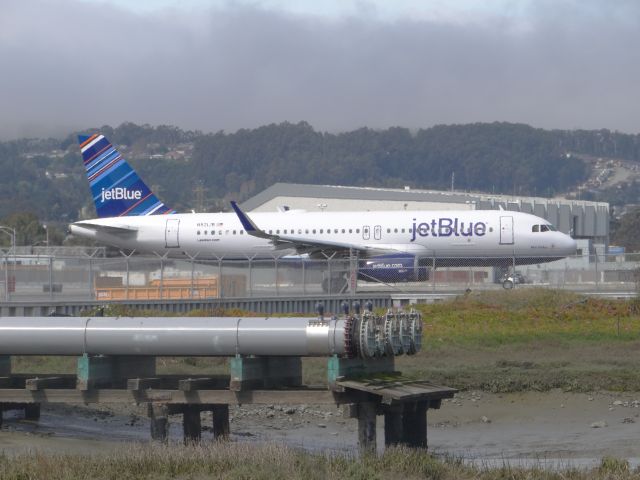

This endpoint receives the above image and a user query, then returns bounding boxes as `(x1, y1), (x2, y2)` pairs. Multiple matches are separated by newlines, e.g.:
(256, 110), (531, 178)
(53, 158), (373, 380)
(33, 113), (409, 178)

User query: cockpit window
(540, 225), (549, 232)
(532, 225), (539, 233)
(547, 224), (557, 231)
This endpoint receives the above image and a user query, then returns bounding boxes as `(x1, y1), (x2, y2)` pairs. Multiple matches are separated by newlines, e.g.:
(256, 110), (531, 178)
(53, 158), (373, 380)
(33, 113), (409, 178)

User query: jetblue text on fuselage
(410, 218), (487, 242)
(100, 187), (143, 202)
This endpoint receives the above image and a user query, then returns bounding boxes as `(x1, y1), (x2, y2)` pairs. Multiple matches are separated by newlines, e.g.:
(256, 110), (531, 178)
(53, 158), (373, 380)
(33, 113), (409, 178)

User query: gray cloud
(1, 0), (639, 139)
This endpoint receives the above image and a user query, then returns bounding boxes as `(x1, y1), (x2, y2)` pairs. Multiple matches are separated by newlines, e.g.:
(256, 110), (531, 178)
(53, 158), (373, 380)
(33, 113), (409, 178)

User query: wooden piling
(357, 401), (377, 455)
(24, 403), (40, 421)
(383, 404), (403, 446)
(148, 403), (169, 443)
(183, 406), (201, 444)
(212, 404), (230, 440)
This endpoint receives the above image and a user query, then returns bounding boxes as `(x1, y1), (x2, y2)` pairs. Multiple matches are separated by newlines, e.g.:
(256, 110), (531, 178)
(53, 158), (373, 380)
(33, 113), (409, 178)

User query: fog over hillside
(1, 0), (640, 139)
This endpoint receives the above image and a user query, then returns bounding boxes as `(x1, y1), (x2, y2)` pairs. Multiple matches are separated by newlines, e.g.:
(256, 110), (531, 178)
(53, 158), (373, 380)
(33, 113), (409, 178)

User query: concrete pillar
(0, 356), (10, 376)
(183, 406), (201, 444)
(77, 354), (156, 390)
(357, 401), (377, 455)
(148, 403), (169, 443)
(212, 404), (230, 440)
(24, 404), (41, 421)
(229, 356), (302, 391)
(383, 404), (403, 446)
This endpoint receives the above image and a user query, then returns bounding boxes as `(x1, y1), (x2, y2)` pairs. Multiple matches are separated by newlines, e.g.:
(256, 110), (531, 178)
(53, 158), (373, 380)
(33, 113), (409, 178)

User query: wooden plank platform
(336, 379), (457, 404)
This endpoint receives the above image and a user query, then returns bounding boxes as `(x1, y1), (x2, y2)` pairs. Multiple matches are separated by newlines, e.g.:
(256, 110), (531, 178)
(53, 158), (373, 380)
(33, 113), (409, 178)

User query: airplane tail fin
(78, 133), (175, 217)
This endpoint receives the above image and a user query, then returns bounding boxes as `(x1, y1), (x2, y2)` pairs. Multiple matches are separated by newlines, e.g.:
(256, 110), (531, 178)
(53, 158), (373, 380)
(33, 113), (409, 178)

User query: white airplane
(69, 133), (577, 281)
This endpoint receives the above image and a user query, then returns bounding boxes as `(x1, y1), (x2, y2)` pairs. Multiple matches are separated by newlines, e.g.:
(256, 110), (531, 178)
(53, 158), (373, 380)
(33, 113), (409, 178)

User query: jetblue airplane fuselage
(71, 209), (576, 264)
(69, 133), (577, 265)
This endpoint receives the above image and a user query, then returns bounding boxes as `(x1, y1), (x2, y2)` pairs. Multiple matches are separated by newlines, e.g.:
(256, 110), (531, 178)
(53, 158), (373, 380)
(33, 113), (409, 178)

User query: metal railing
(1, 251), (639, 303)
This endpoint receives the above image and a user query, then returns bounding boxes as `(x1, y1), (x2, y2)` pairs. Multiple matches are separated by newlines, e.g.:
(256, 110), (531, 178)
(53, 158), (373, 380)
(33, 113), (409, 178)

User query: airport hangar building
(241, 183), (610, 254)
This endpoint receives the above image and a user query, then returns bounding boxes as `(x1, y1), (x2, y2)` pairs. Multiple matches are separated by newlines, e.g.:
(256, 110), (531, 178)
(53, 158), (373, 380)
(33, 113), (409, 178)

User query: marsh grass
(0, 444), (639, 480)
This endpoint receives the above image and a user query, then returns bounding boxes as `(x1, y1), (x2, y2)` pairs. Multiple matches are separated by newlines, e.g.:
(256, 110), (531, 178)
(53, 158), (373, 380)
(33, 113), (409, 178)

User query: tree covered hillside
(4, 121), (640, 224)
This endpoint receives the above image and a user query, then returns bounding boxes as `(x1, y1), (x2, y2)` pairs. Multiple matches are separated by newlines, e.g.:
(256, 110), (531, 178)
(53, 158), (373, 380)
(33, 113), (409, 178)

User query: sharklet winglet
(230, 201), (271, 239)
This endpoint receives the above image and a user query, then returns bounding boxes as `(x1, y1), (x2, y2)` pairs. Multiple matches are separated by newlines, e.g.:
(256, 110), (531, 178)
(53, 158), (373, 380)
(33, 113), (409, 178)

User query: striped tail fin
(78, 133), (175, 217)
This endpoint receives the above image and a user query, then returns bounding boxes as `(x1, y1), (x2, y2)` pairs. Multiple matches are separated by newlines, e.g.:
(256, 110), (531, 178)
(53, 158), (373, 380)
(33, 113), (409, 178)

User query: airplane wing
(230, 201), (399, 257)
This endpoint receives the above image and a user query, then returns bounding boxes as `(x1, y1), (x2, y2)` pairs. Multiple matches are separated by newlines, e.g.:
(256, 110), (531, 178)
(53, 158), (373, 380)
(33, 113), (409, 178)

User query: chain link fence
(1, 251), (639, 302)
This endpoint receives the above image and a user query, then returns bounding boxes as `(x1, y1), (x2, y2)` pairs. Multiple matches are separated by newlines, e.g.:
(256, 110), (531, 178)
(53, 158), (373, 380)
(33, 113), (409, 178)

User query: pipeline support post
(401, 401), (428, 449)
(327, 356), (396, 390)
(383, 403), (404, 446)
(212, 404), (230, 440)
(357, 401), (378, 455)
(148, 403), (169, 443)
(0, 356), (10, 376)
(229, 356), (302, 391)
(77, 354), (156, 390)
(182, 406), (202, 444)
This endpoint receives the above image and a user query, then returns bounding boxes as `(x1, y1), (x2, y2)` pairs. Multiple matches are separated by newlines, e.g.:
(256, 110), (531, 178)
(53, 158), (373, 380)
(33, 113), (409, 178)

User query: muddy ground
(2, 390), (640, 468)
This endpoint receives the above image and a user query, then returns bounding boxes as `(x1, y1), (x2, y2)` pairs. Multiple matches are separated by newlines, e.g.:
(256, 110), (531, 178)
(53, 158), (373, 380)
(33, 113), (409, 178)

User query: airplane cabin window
(532, 225), (539, 232)
(341, 229), (345, 233)
(320, 229), (323, 233)
(387, 228), (391, 233)
(240, 231), (243, 235)
(394, 228), (398, 233)
(197, 231), (201, 235)
(334, 229), (338, 233)
(312, 229), (316, 234)
(305, 229), (309, 234)
(349, 229), (352, 233)
(276, 230), (280, 234)
(356, 229), (360, 233)
(269, 230), (272, 234)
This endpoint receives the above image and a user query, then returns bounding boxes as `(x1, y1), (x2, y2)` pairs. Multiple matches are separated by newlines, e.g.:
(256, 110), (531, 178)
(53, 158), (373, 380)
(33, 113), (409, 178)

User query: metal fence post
(3, 253), (8, 302)
(349, 249), (358, 295)
(595, 251), (599, 290)
(89, 256), (94, 300)
(190, 255), (195, 300)
(48, 255), (54, 300)
(432, 254), (436, 292)
(159, 257), (164, 300)
(248, 256), (254, 298)
(125, 256), (130, 300)
(301, 259), (306, 296)
(275, 257), (279, 297)
(218, 257), (223, 299)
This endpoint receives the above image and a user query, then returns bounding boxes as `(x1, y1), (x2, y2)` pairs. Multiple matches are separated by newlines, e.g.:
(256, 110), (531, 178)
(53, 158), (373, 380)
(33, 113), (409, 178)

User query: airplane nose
(562, 234), (577, 256)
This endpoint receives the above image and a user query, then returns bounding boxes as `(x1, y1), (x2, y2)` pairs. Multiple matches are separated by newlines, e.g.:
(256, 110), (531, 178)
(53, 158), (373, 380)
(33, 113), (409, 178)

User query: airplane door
(165, 218), (180, 248)
(499, 216), (514, 245)
(374, 225), (382, 240)
(362, 226), (370, 240)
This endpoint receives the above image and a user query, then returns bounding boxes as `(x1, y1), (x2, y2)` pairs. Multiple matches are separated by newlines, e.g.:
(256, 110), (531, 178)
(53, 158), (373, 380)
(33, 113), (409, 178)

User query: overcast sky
(1, 0), (639, 139)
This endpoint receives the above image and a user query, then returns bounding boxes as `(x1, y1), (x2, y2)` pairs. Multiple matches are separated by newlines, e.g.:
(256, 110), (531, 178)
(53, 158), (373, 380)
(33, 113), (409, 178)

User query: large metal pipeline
(0, 311), (422, 358)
